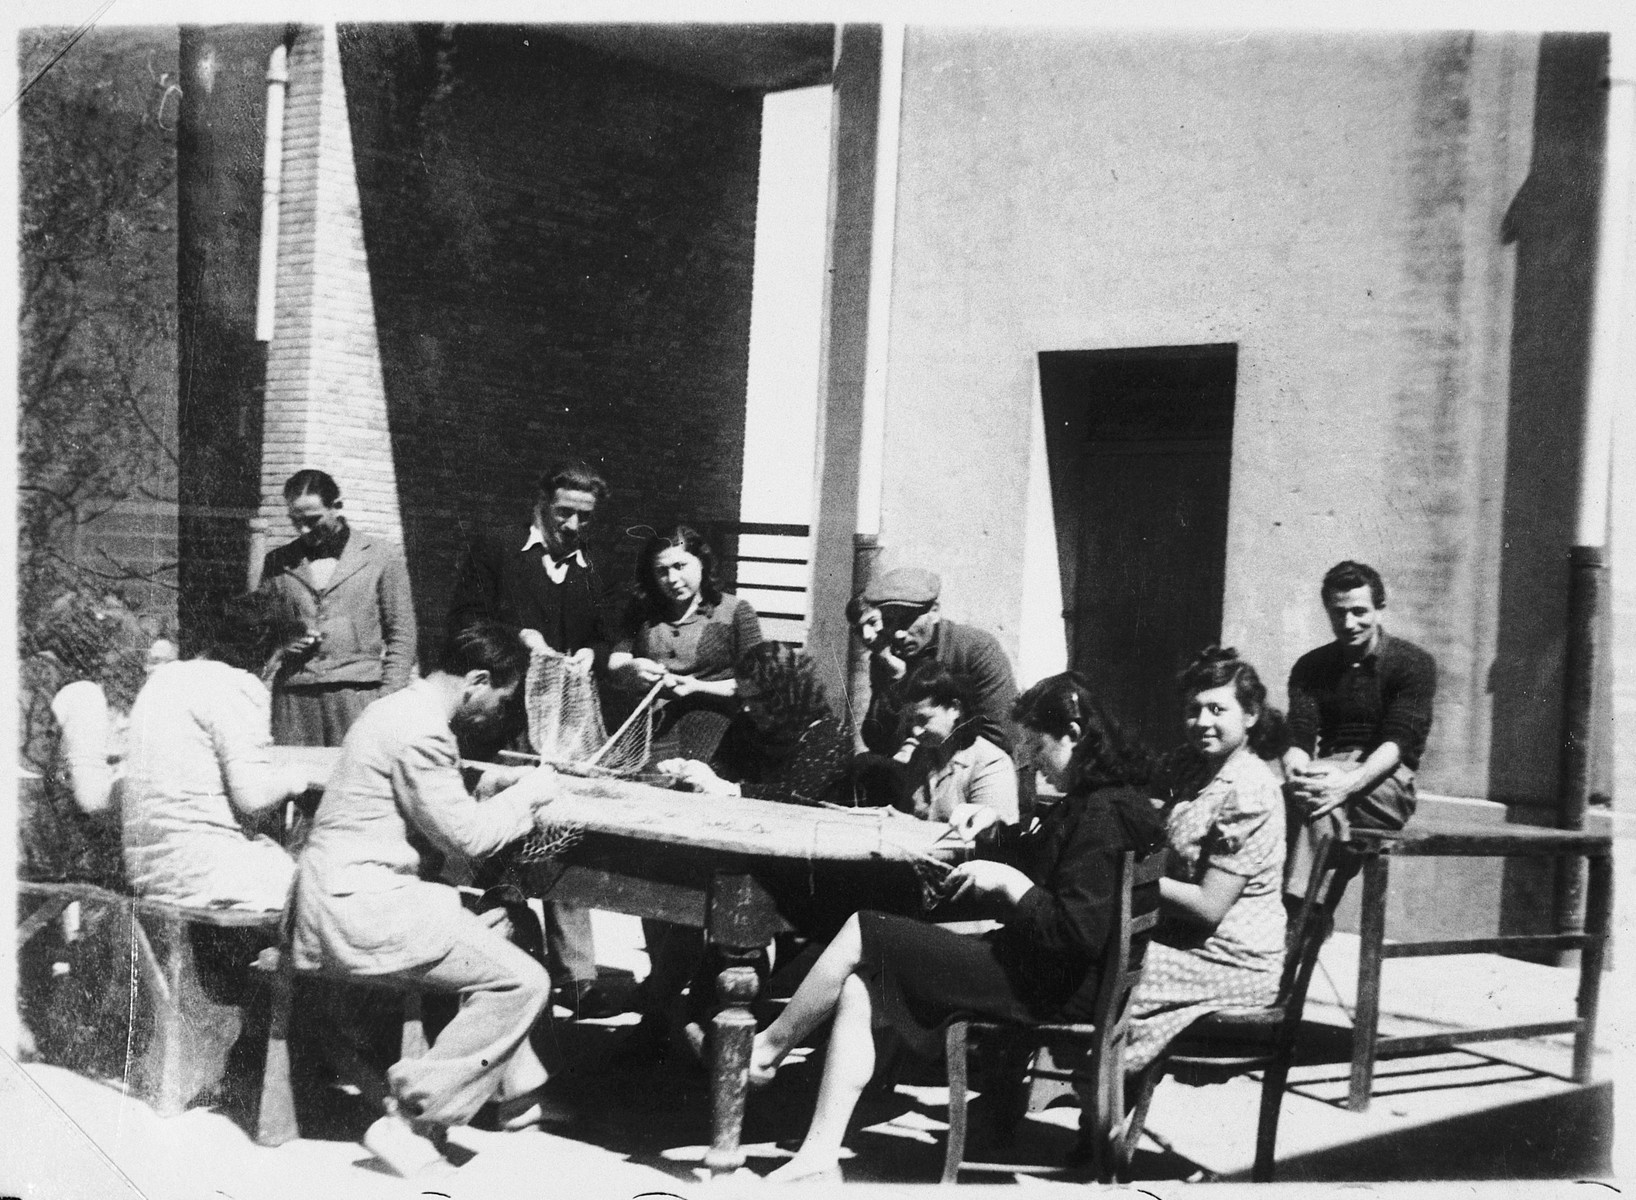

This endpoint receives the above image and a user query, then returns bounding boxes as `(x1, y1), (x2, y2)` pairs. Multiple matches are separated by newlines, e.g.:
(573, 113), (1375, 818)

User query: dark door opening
(1039, 345), (1237, 753)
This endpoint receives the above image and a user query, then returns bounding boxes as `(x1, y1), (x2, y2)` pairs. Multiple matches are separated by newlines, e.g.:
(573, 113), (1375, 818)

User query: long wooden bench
(18, 880), (290, 1135)
(19, 880), (433, 1147)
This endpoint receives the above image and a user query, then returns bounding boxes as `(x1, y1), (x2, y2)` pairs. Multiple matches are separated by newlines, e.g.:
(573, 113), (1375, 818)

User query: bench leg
(1574, 855), (1610, 1083)
(942, 1022), (971, 1184)
(133, 914), (247, 1117)
(134, 913), (191, 1117)
(256, 949), (299, 1146)
(1348, 852), (1389, 1113)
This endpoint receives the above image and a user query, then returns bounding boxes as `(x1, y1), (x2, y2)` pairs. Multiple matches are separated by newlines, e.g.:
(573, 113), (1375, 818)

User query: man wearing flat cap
(855, 567), (1019, 757)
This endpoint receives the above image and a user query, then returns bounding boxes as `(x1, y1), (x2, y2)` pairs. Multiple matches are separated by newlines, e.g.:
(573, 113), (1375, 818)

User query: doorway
(1039, 345), (1237, 753)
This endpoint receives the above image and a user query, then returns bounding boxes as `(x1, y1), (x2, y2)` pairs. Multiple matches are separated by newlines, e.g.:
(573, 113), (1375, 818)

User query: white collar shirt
(521, 526), (587, 585)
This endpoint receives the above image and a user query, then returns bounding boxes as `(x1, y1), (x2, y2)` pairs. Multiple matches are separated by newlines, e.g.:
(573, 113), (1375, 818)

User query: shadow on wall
(1489, 33), (1608, 939)
(336, 24), (763, 666)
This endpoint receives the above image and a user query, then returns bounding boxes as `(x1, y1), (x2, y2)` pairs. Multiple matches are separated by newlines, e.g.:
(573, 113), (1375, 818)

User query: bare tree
(17, 27), (181, 627)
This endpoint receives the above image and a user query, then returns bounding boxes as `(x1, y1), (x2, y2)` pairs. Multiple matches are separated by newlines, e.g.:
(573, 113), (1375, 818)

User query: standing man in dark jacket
(1283, 560), (1436, 894)
(446, 461), (617, 1017)
(260, 470), (418, 747)
(854, 567), (1019, 757)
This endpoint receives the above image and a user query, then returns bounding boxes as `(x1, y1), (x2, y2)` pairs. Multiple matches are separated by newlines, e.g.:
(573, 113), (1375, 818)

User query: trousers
(272, 683), (380, 748)
(369, 906), (551, 1127)
(1285, 751), (1416, 896)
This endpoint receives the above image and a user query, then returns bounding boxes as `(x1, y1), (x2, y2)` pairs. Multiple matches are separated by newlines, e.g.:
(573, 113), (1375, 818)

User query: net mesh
(523, 646), (652, 777)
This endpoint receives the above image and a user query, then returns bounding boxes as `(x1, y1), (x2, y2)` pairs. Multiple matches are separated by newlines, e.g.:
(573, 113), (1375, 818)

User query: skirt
(855, 910), (1042, 1058)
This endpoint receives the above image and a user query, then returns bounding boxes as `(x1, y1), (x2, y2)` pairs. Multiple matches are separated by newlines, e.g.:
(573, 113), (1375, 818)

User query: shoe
(552, 980), (627, 1020)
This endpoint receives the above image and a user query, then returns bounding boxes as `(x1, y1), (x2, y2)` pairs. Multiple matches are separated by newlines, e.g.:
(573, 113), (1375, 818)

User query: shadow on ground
(210, 994), (1610, 1187)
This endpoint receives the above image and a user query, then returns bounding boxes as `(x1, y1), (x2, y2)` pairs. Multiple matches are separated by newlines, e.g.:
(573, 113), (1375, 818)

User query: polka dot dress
(1124, 749), (1287, 1072)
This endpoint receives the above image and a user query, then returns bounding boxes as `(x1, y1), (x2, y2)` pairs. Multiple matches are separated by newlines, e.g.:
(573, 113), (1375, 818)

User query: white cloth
(50, 680), (126, 815)
(122, 659), (296, 910)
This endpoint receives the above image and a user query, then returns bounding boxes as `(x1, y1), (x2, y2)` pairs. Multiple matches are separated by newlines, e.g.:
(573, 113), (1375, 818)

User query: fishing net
(523, 646), (653, 777)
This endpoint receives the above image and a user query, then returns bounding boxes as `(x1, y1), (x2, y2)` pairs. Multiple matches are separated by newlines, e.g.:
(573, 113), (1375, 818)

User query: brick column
(260, 23), (403, 556)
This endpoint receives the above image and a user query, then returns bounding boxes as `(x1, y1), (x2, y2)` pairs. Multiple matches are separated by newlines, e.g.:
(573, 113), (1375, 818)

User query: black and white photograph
(3, 1), (1632, 1196)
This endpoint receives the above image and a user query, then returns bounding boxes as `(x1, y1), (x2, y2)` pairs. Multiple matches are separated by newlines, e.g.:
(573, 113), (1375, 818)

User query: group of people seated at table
(16, 458), (1435, 1180)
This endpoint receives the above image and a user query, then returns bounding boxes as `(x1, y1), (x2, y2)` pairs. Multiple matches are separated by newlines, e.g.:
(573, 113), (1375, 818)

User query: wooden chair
(940, 847), (1170, 1184)
(1116, 837), (1346, 1182)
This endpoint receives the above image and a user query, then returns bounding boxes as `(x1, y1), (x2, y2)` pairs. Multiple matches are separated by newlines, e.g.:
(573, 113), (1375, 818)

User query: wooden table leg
(1574, 854), (1610, 1083)
(1348, 851), (1389, 1112)
(703, 957), (760, 1176)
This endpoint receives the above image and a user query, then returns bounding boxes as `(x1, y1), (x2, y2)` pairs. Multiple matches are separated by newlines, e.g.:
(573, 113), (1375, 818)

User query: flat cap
(863, 567), (941, 607)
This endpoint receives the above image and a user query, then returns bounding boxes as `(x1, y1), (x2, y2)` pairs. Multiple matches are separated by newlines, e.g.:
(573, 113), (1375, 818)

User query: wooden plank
(1357, 823), (1613, 857)
(1382, 934), (1592, 958)
(545, 864), (709, 928)
(270, 745), (341, 792)
(16, 897), (74, 946)
(1376, 1021), (1580, 1056)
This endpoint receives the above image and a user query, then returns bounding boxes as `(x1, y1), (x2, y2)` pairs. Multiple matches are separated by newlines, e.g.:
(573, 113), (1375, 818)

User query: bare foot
(763, 1156), (842, 1184)
(748, 1033), (784, 1089)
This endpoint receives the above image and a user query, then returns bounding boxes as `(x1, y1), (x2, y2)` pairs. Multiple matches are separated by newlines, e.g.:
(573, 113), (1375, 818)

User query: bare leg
(752, 913), (864, 1083)
(764, 972), (876, 1182)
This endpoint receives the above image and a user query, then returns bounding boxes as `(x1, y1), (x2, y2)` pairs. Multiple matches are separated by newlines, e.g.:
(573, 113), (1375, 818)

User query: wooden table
(1344, 820), (1613, 1112)
(517, 774), (967, 1175)
(270, 750), (965, 1170)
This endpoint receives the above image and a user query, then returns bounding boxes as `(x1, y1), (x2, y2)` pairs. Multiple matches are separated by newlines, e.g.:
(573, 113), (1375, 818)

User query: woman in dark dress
(749, 672), (1167, 1182)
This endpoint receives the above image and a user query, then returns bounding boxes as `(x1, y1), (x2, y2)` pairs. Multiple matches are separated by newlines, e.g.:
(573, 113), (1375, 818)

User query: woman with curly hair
(608, 525), (762, 753)
(17, 588), (151, 884)
(747, 672), (1167, 1183)
(16, 587), (157, 1069)
(1122, 646), (1289, 1073)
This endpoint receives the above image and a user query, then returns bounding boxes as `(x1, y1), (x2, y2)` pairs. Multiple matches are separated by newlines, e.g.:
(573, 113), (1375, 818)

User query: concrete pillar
(259, 24), (404, 557)
(808, 25), (884, 714)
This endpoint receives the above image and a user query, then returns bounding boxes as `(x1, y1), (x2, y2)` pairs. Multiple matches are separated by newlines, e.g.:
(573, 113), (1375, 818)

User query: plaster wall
(879, 29), (1550, 800)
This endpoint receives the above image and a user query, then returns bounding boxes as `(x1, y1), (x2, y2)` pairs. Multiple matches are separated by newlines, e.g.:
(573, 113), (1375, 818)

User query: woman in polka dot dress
(1124, 646), (1290, 1072)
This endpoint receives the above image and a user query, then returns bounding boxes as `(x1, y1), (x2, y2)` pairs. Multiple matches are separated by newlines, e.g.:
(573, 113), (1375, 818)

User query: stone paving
(1, 913), (1617, 1199)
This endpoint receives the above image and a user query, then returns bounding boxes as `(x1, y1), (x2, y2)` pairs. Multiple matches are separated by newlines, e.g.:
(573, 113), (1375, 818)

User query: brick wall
(336, 25), (762, 660)
(261, 25), (404, 553)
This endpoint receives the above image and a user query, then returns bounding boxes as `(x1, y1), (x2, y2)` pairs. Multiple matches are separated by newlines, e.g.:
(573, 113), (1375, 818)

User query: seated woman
(1122, 646), (1288, 1074)
(16, 588), (153, 1068)
(122, 591), (313, 911)
(849, 661), (1019, 824)
(19, 589), (152, 884)
(658, 641), (852, 804)
(608, 525), (762, 757)
(747, 672), (1167, 1183)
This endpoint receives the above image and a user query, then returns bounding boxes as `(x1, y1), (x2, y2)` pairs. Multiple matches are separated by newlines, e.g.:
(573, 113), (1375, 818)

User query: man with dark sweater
(1283, 560), (1436, 893)
(446, 461), (617, 1017)
(855, 567), (1019, 757)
